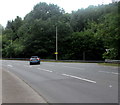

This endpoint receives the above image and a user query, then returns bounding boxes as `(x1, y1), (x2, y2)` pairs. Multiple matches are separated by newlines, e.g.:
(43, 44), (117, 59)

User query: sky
(0, 0), (112, 27)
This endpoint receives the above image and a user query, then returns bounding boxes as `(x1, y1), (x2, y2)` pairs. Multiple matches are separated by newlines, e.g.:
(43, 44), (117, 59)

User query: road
(2, 60), (119, 103)
(0, 60), (2, 104)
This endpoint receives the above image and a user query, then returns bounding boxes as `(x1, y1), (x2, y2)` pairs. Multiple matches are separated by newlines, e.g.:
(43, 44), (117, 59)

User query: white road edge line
(62, 74), (96, 84)
(7, 65), (13, 67)
(37, 68), (53, 72)
(99, 71), (119, 75)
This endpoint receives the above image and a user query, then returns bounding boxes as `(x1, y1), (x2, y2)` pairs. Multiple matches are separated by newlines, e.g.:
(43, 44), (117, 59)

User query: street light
(55, 26), (58, 60)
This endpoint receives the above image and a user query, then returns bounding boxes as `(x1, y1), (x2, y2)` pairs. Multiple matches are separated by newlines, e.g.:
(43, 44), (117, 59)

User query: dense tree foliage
(2, 2), (120, 60)
(0, 24), (3, 57)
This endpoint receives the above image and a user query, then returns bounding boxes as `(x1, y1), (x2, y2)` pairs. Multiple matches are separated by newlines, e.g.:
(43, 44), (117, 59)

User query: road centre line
(62, 73), (96, 84)
(37, 68), (53, 72)
(47, 64), (84, 70)
(46, 64), (55, 66)
(7, 65), (13, 67)
(28, 66), (32, 68)
(62, 65), (84, 70)
(99, 71), (119, 75)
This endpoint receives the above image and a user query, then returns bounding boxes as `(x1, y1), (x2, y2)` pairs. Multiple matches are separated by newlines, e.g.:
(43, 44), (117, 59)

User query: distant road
(2, 60), (118, 103)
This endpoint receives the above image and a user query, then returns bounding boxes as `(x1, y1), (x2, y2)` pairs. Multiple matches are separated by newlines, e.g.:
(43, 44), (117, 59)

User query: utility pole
(56, 26), (58, 60)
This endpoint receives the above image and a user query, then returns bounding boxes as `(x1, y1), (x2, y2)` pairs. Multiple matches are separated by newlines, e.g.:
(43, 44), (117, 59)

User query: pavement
(2, 68), (47, 103)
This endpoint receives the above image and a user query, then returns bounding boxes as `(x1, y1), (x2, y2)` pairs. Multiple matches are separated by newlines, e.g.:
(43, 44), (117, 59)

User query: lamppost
(55, 26), (58, 60)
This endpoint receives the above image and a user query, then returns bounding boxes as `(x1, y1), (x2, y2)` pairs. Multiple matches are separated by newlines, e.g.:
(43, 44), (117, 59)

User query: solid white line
(62, 74), (96, 83)
(99, 71), (119, 75)
(37, 68), (53, 72)
(7, 65), (13, 67)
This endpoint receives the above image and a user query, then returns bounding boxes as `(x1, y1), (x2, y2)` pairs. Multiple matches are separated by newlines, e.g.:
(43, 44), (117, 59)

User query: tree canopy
(2, 2), (120, 60)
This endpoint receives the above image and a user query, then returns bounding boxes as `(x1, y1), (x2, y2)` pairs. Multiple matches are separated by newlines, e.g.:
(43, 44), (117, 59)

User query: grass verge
(98, 63), (120, 67)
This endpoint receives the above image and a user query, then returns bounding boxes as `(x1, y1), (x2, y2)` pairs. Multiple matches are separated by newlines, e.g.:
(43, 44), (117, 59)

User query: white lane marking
(99, 71), (119, 75)
(26, 65), (32, 67)
(62, 73), (96, 84)
(37, 68), (53, 72)
(62, 65), (84, 70)
(109, 85), (112, 88)
(7, 65), (13, 67)
(24, 65), (32, 68)
(46, 64), (55, 66)
(46, 64), (84, 70)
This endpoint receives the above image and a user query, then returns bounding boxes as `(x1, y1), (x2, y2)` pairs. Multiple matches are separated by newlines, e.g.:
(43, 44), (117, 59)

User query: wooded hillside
(2, 2), (120, 60)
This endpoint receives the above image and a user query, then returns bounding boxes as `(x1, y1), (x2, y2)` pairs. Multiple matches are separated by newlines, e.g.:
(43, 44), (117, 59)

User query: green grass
(98, 63), (120, 67)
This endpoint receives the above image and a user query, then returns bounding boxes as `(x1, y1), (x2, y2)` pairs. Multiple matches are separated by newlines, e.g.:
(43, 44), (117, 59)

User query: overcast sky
(0, 0), (112, 27)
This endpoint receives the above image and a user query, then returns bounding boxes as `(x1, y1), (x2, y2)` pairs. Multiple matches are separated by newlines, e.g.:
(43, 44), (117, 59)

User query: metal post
(56, 26), (58, 60)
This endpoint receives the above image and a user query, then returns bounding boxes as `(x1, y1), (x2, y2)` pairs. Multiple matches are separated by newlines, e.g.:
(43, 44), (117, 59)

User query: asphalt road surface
(2, 60), (119, 103)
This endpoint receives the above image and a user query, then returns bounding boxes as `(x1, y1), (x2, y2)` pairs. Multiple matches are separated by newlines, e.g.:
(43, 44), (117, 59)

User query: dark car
(29, 56), (40, 65)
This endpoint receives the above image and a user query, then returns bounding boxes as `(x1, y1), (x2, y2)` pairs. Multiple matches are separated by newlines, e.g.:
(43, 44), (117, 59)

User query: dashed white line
(62, 65), (85, 70)
(46, 64), (84, 70)
(24, 65), (32, 68)
(46, 64), (55, 66)
(37, 68), (53, 72)
(26, 65), (32, 68)
(7, 65), (13, 67)
(99, 71), (119, 75)
(109, 85), (113, 88)
(62, 73), (96, 84)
